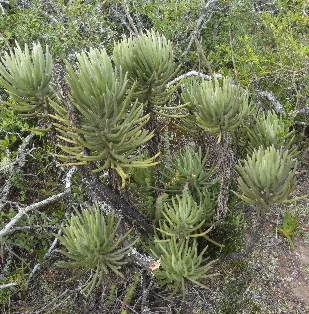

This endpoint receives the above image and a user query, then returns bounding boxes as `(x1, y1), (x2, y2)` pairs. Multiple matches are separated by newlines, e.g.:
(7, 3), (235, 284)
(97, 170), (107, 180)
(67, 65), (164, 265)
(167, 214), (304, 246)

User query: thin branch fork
(167, 71), (222, 87)
(0, 133), (35, 211)
(0, 168), (76, 239)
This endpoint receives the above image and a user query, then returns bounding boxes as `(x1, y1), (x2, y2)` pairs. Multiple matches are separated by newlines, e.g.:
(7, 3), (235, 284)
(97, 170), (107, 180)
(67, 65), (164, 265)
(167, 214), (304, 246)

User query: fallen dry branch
(0, 167), (76, 239)
(0, 133), (35, 211)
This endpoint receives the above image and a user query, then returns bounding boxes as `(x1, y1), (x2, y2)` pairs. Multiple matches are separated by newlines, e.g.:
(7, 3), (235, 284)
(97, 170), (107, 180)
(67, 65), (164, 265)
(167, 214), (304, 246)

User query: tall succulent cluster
(183, 77), (251, 137)
(248, 110), (295, 152)
(58, 206), (134, 296)
(0, 42), (53, 113)
(113, 30), (178, 109)
(236, 146), (297, 211)
(51, 48), (158, 183)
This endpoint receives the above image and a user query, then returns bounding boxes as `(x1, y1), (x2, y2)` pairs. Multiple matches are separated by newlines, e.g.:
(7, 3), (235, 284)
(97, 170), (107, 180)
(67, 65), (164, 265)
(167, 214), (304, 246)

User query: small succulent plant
(248, 110), (296, 153)
(58, 206), (135, 296)
(236, 146), (297, 211)
(158, 191), (210, 239)
(113, 30), (178, 108)
(165, 146), (215, 195)
(183, 77), (251, 138)
(0, 42), (53, 113)
(151, 237), (216, 294)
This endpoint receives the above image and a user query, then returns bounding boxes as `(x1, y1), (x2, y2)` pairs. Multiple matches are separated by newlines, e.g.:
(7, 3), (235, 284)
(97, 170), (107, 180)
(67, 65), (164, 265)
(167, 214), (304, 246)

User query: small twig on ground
(0, 282), (17, 289)
(0, 133), (34, 211)
(0, 168), (76, 239)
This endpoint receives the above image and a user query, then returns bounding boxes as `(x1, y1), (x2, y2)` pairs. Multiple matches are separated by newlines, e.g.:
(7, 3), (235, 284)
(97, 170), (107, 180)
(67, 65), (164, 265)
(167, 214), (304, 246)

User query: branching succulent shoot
(236, 146), (297, 211)
(166, 146), (215, 195)
(151, 237), (216, 293)
(51, 48), (157, 183)
(248, 110), (295, 152)
(58, 206), (135, 296)
(0, 42), (53, 113)
(158, 191), (208, 238)
(113, 30), (178, 108)
(183, 77), (251, 136)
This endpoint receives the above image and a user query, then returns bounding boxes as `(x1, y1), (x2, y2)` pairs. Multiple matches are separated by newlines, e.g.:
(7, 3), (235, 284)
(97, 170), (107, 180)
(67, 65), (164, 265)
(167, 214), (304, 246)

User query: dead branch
(257, 90), (285, 114)
(0, 168), (76, 239)
(0, 133), (34, 211)
(183, 0), (220, 56)
(167, 71), (222, 87)
(0, 282), (17, 289)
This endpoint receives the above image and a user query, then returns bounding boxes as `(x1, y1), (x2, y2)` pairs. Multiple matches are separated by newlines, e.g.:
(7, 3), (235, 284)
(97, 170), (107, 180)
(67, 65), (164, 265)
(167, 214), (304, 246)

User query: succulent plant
(236, 146), (297, 211)
(247, 110), (296, 153)
(0, 42), (53, 113)
(58, 206), (135, 296)
(151, 237), (216, 293)
(165, 146), (215, 195)
(51, 48), (158, 184)
(158, 191), (211, 238)
(113, 30), (178, 109)
(183, 77), (251, 137)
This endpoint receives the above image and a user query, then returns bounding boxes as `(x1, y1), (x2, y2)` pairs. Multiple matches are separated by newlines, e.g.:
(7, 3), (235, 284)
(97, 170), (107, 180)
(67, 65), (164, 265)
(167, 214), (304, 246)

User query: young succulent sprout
(0, 42), (53, 113)
(235, 145), (297, 213)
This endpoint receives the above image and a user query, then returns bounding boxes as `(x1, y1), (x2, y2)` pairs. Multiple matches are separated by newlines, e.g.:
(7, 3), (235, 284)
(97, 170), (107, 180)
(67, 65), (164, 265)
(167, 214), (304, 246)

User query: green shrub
(113, 30), (177, 109)
(236, 146), (297, 211)
(157, 191), (213, 239)
(165, 146), (215, 195)
(58, 206), (135, 296)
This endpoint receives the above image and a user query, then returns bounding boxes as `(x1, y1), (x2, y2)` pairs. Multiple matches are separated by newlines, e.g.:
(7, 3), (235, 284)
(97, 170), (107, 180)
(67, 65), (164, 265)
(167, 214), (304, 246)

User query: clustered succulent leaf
(166, 146), (215, 195)
(151, 237), (216, 293)
(58, 206), (134, 296)
(248, 110), (296, 153)
(0, 42), (53, 113)
(236, 146), (297, 210)
(158, 192), (209, 238)
(183, 77), (251, 136)
(51, 48), (157, 183)
(113, 30), (178, 108)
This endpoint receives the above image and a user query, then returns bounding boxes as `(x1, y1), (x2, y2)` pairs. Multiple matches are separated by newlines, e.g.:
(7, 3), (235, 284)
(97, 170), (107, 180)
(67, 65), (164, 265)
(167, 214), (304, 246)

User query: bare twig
(167, 70), (222, 87)
(183, 0), (220, 56)
(257, 90), (285, 114)
(0, 282), (17, 289)
(123, 0), (139, 35)
(0, 133), (34, 211)
(0, 168), (76, 239)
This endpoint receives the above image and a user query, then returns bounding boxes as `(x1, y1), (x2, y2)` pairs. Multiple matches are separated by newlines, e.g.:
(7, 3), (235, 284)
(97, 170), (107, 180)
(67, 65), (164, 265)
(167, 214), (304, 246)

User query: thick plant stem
(82, 167), (154, 236)
(217, 132), (235, 218)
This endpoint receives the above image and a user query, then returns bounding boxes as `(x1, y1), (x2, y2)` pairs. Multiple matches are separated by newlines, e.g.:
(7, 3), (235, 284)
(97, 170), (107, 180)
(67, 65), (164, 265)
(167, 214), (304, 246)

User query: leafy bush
(58, 206), (135, 296)
(164, 146), (215, 195)
(157, 191), (213, 239)
(113, 30), (177, 109)
(236, 146), (297, 211)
